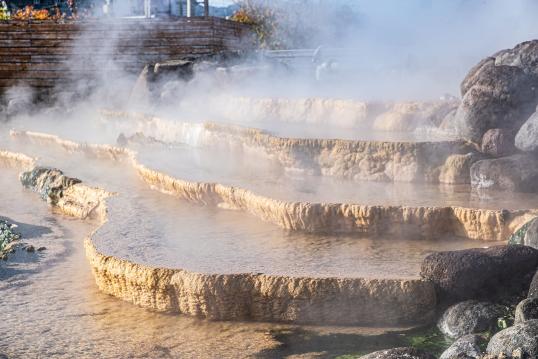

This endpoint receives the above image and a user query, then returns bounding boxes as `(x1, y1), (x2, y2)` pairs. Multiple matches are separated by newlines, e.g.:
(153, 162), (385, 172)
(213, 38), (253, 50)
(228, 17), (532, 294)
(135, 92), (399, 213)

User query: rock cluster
(456, 41), (538, 143)
(420, 245), (538, 304)
(421, 245), (538, 359)
(452, 40), (538, 194)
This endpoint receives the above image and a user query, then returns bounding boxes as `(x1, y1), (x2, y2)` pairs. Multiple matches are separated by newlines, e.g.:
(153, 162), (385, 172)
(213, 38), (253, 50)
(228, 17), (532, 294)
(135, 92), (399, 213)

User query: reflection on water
(137, 144), (538, 210)
(98, 189), (482, 278)
(0, 168), (447, 358)
(2, 140), (482, 278)
(0, 167), (281, 358)
(238, 121), (455, 142)
(0, 119), (505, 357)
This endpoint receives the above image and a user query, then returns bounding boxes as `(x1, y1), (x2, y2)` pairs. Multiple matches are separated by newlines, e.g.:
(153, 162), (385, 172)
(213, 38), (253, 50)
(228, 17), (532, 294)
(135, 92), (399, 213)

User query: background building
(5, 0), (236, 18)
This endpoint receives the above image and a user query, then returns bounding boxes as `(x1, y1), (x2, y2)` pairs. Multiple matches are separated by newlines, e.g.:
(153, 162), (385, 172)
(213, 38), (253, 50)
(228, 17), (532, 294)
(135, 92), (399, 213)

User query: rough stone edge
(84, 238), (437, 325)
(10, 129), (537, 240)
(0, 148), (438, 326)
(100, 110), (474, 183)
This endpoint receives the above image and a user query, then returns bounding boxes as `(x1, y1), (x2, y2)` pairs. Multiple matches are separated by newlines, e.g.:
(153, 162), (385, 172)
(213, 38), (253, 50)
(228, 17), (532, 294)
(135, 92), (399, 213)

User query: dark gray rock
(358, 347), (436, 359)
(494, 41), (538, 75)
(470, 154), (538, 192)
(420, 245), (538, 303)
(439, 334), (485, 359)
(6, 97), (30, 117)
(486, 319), (538, 357)
(521, 217), (538, 249)
(515, 110), (538, 152)
(438, 301), (505, 339)
(529, 271), (538, 299)
(481, 129), (516, 157)
(515, 298), (538, 323)
(455, 41), (538, 142)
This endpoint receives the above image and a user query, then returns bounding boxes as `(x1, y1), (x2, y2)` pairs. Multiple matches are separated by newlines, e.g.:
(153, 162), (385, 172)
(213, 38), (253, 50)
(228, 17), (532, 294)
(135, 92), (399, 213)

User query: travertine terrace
(0, 148), (438, 326)
(11, 129), (537, 241)
(4, 99), (537, 325)
(101, 110), (472, 183)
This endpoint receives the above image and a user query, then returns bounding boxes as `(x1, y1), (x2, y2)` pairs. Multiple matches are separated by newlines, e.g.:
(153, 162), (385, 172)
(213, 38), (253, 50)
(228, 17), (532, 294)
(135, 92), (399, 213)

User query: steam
(3, 0), (538, 134)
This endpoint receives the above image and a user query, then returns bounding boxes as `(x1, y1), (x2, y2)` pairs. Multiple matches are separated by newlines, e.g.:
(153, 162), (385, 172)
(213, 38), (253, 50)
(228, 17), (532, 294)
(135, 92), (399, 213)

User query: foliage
(404, 327), (453, 355)
(508, 220), (531, 245)
(0, 1), (9, 20)
(230, 1), (281, 49)
(0, 220), (21, 252)
(13, 6), (49, 20)
(231, 0), (361, 49)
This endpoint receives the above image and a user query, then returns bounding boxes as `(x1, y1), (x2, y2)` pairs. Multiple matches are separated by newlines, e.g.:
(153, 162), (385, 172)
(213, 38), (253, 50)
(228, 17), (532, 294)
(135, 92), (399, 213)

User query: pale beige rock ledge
(0, 149), (111, 220)
(0, 150), (36, 169)
(10, 130), (537, 241)
(0, 148), (437, 326)
(85, 238), (436, 325)
(100, 111), (474, 183)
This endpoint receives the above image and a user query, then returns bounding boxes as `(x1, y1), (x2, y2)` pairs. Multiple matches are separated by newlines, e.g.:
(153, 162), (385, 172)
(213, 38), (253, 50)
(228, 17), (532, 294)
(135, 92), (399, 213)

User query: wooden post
(204, 0), (209, 17)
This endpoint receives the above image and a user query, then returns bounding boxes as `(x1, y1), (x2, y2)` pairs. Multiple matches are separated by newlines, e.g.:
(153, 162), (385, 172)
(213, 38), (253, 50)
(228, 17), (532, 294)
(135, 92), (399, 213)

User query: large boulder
(439, 334), (485, 359)
(529, 270), (538, 299)
(358, 347), (436, 359)
(470, 154), (538, 192)
(515, 109), (538, 152)
(455, 41), (538, 142)
(438, 301), (505, 339)
(481, 129), (516, 157)
(515, 298), (538, 323)
(420, 245), (538, 303)
(486, 319), (538, 357)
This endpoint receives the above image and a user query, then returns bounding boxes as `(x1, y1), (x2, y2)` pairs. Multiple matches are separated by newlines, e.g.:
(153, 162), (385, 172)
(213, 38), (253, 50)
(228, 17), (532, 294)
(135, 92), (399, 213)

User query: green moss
(403, 327), (453, 355)
(20, 166), (81, 205)
(0, 219), (21, 252)
(508, 220), (532, 245)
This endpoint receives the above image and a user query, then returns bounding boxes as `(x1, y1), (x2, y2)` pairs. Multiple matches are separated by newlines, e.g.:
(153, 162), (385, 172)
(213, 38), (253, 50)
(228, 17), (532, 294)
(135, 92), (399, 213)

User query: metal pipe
(204, 0), (208, 17)
(186, 0), (192, 17)
(144, 0), (151, 18)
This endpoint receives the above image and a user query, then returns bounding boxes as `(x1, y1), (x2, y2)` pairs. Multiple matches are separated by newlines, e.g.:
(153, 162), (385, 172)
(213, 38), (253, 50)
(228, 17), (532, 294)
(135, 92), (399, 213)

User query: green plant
(0, 1), (10, 20)
(0, 220), (21, 252)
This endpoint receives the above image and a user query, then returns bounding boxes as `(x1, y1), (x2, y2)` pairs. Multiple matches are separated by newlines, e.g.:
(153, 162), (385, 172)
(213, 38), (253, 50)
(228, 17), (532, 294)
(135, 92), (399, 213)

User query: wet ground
(2, 132), (484, 278)
(1, 161), (453, 359)
(0, 113), (518, 358)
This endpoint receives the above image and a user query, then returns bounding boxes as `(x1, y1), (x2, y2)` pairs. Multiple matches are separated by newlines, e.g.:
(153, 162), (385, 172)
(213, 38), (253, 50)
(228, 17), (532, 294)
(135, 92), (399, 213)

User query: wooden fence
(0, 17), (251, 94)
